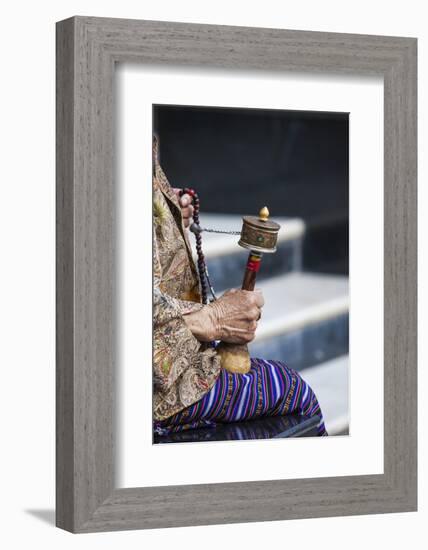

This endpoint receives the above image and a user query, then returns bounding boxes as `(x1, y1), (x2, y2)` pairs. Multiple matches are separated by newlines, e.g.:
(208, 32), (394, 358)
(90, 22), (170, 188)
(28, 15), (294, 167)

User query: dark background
(153, 104), (349, 275)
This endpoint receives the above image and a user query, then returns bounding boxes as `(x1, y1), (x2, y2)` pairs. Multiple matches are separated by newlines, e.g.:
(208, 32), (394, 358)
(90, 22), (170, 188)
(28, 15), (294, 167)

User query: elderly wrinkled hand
(183, 288), (264, 344)
(173, 188), (194, 228)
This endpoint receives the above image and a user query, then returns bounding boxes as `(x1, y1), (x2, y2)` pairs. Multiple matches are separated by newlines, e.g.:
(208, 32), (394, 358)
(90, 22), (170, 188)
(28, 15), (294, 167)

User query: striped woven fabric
(154, 358), (327, 437)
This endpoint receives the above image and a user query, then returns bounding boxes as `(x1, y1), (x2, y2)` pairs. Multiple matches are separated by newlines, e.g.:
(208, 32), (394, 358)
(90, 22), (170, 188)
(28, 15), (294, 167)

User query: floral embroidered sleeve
(153, 226), (203, 317)
(153, 230), (204, 391)
(153, 231), (221, 421)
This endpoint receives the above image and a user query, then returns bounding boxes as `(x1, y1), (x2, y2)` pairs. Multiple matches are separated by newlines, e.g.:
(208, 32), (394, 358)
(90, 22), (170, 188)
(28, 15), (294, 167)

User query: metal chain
(188, 222), (240, 236)
(199, 227), (241, 235)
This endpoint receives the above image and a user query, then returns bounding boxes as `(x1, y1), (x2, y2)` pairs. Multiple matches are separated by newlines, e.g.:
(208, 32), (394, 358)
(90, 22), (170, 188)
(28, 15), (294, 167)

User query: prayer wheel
(216, 207), (281, 374)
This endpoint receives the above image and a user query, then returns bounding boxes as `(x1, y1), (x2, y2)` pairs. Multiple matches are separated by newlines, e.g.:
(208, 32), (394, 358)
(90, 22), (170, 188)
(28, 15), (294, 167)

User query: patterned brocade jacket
(152, 139), (221, 421)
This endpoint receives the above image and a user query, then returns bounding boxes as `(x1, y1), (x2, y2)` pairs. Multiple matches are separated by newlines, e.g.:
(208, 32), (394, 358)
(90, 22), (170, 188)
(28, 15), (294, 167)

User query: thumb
(222, 288), (238, 297)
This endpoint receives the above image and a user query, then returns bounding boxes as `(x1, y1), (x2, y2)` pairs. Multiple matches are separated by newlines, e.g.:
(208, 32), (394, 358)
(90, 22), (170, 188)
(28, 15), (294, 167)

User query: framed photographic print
(56, 16), (417, 532)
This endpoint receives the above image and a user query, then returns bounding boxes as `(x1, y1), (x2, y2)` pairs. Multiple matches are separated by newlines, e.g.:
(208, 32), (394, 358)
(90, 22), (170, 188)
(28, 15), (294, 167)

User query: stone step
(195, 213), (305, 291)
(251, 272), (349, 339)
(298, 356), (349, 436)
(247, 272), (349, 370)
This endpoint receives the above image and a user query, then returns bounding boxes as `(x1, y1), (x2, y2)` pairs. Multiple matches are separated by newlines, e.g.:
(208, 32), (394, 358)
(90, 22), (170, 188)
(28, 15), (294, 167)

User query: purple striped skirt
(154, 358), (327, 436)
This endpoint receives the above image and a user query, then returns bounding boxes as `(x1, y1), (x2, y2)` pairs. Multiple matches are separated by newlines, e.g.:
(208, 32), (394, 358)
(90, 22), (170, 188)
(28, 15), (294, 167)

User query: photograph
(0, 0), (421, 543)
(50, 13), (417, 534)
(152, 104), (349, 443)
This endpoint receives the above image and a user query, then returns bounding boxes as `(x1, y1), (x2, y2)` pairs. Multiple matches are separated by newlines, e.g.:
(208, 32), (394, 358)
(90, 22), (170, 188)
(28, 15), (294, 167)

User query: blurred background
(154, 104), (349, 436)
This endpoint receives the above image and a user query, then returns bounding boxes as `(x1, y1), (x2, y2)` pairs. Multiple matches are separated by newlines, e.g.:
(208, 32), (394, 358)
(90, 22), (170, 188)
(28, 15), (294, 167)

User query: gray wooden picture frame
(56, 16), (417, 533)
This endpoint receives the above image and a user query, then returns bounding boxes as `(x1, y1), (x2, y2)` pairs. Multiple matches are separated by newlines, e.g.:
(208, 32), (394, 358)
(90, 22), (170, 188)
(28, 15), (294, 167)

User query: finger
(224, 333), (254, 345)
(183, 205), (194, 217)
(252, 289), (265, 308)
(248, 320), (257, 331)
(181, 206), (193, 219)
(222, 288), (238, 296)
(179, 193), (192, 207)
(244, 331), (256, 343)
(241, 288), (263, 302)
(246, 306), (261, 322)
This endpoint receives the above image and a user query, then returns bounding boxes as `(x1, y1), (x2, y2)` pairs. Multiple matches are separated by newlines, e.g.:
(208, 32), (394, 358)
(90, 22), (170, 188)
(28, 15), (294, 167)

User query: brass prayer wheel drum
(217, 207), (281, 374)
(238, 207), (281, 253)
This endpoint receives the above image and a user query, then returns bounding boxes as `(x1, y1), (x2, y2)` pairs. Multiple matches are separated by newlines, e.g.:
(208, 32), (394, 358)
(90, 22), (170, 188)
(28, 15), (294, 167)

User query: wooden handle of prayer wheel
(241, 252), (262, 291)
(216, 252), (262, 374)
